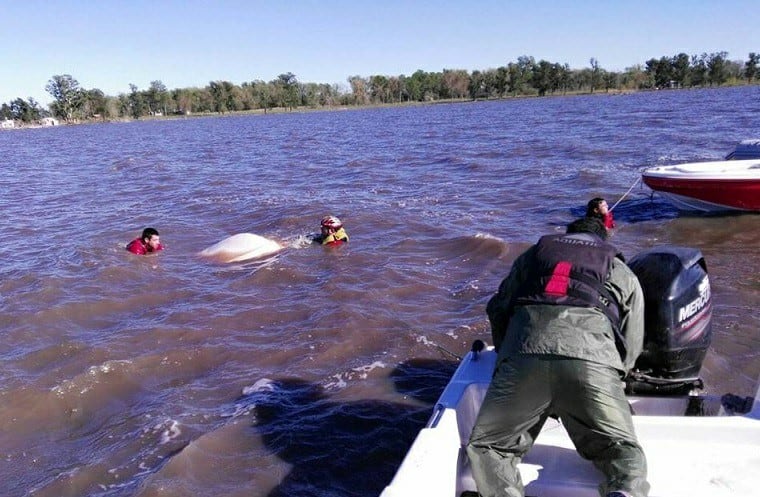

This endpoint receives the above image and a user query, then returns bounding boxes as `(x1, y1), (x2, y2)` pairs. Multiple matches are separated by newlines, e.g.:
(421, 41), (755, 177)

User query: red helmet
(320, 215), (343, 230)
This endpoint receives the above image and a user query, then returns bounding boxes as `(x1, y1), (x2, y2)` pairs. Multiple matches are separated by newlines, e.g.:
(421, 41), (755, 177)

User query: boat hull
(198, 233), (283, 263)
(642, 159), (760, 212)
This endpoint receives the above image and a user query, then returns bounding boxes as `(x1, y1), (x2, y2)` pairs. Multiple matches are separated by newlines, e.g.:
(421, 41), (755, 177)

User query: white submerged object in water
(199, 233), (283, 263)
(380, 345), (760, 497)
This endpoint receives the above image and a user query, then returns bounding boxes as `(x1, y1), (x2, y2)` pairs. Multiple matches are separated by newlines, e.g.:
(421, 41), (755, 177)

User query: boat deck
(382, 349), (760, 497)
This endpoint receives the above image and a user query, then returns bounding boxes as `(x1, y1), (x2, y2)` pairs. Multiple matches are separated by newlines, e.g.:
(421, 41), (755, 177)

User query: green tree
(706, 51), (729, 86)
(299, 82), (323, 107)
(227, 84), (246, 111)
(369, 75), (390, 103)
(571, 68), (593, 92)
(128, 83), (147, 118)
(147, 80), (169, 115)
(172, 88), (197, 114)
(208, 80), (233, 113)
(103, 95), (122, 119)
(619, 65), (647, 90)
(81, 89), (107, 118)
(491, 67), (509, 97)
(45, 74), (82, 121)
(589, 58), (602, 92)
(468, 70), (486, 99)
(10, 97), (42, 122)
(407, 70), (428, 101)
(532, 60), (555, 96)
(200, 88), (216, 112)
(507, 56), (534, 95)
(602, 71), (618, 92)
(117, 94), (130, 117)
(690, 54), (708, 86)
(645, 57), (672, 88)
(671, 53), (691, 87)
(406, 70), (439, 101)
(424, 71), (444, 100)
(259, 82), (274, 109)
(555, 64), (571, 94)
(277, 72), (299, 109)
(744, 52), (759, 82)
(724, 59), (743, 82)
(244, 80), (274, 111)
(239, 81), (257, 110)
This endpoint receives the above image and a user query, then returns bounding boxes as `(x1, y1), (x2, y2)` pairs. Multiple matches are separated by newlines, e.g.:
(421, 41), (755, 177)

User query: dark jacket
(486, 233), (644, 373)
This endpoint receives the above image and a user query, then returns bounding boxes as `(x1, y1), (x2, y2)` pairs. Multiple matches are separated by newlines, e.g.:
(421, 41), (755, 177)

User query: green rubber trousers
(466, 355), (649, 497)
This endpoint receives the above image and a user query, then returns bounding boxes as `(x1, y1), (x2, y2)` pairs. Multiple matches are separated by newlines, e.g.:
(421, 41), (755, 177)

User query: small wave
(323, 361), (389, 390)
(285, 234), (317, 249)
(50, 359), (135, 397)
(450, 279), (481, 299)
(324, 374), (348, 390)
(158, 419), (182, 445)
(242, 377), (276, 396)
(413, 334), (464, 360)
(351, 361), (388, 379)
(473, 232), (504, 242)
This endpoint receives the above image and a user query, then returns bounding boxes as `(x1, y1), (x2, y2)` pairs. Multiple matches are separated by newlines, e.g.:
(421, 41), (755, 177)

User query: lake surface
(1, 86), (759, 497)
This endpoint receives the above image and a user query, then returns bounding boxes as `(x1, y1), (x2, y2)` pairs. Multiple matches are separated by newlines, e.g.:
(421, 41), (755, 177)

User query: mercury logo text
(678, 276), (710, 323)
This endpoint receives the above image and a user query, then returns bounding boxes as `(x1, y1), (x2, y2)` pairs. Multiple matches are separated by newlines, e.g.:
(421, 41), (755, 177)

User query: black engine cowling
(626, 246), (712, 394)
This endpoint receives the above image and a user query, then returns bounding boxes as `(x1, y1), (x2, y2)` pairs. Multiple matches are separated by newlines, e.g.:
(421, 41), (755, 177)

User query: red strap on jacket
(544, 261), (572, 296)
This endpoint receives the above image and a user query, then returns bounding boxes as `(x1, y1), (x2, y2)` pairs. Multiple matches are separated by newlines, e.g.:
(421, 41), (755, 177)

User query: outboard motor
(626, 246), (712, 394)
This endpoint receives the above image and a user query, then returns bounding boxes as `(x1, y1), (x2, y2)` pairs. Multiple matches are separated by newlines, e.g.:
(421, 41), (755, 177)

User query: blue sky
(2, 0), (756, 106)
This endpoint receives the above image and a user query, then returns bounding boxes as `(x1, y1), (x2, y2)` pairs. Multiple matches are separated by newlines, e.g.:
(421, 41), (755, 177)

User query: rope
(610, 176), (642, 211)
(435, 344), (461, 361)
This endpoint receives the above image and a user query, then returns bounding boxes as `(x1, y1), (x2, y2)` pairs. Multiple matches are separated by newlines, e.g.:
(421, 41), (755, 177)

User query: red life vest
(603, 211), (616, 229)
(126, 238), (163, 255)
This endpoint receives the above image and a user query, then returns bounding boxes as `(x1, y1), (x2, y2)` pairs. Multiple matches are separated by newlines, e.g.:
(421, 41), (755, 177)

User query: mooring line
(610, 176), (642, 211)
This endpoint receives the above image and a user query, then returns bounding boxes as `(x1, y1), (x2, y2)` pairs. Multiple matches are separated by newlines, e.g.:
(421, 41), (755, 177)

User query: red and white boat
(642, 158), (760, 212)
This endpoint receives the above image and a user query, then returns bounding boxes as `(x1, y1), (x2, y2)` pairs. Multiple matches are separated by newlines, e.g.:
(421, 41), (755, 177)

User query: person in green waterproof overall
(467, 217), (649, 497)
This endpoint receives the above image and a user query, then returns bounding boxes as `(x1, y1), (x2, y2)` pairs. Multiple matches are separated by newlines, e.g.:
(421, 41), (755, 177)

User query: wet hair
(566, 217), (608, 240)
(141, 227), (160, 240)
(586, 197), (606, 218)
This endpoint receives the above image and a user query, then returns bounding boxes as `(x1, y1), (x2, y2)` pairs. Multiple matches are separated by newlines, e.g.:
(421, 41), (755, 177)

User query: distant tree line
(2, 51), (758, 124)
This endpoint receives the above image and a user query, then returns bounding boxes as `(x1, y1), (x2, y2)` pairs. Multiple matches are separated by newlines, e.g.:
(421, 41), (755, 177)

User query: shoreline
(0, 84), (746, 130)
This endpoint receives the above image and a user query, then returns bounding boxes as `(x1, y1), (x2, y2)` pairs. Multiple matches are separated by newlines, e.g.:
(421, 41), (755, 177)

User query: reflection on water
(1, 86), (759, 496)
